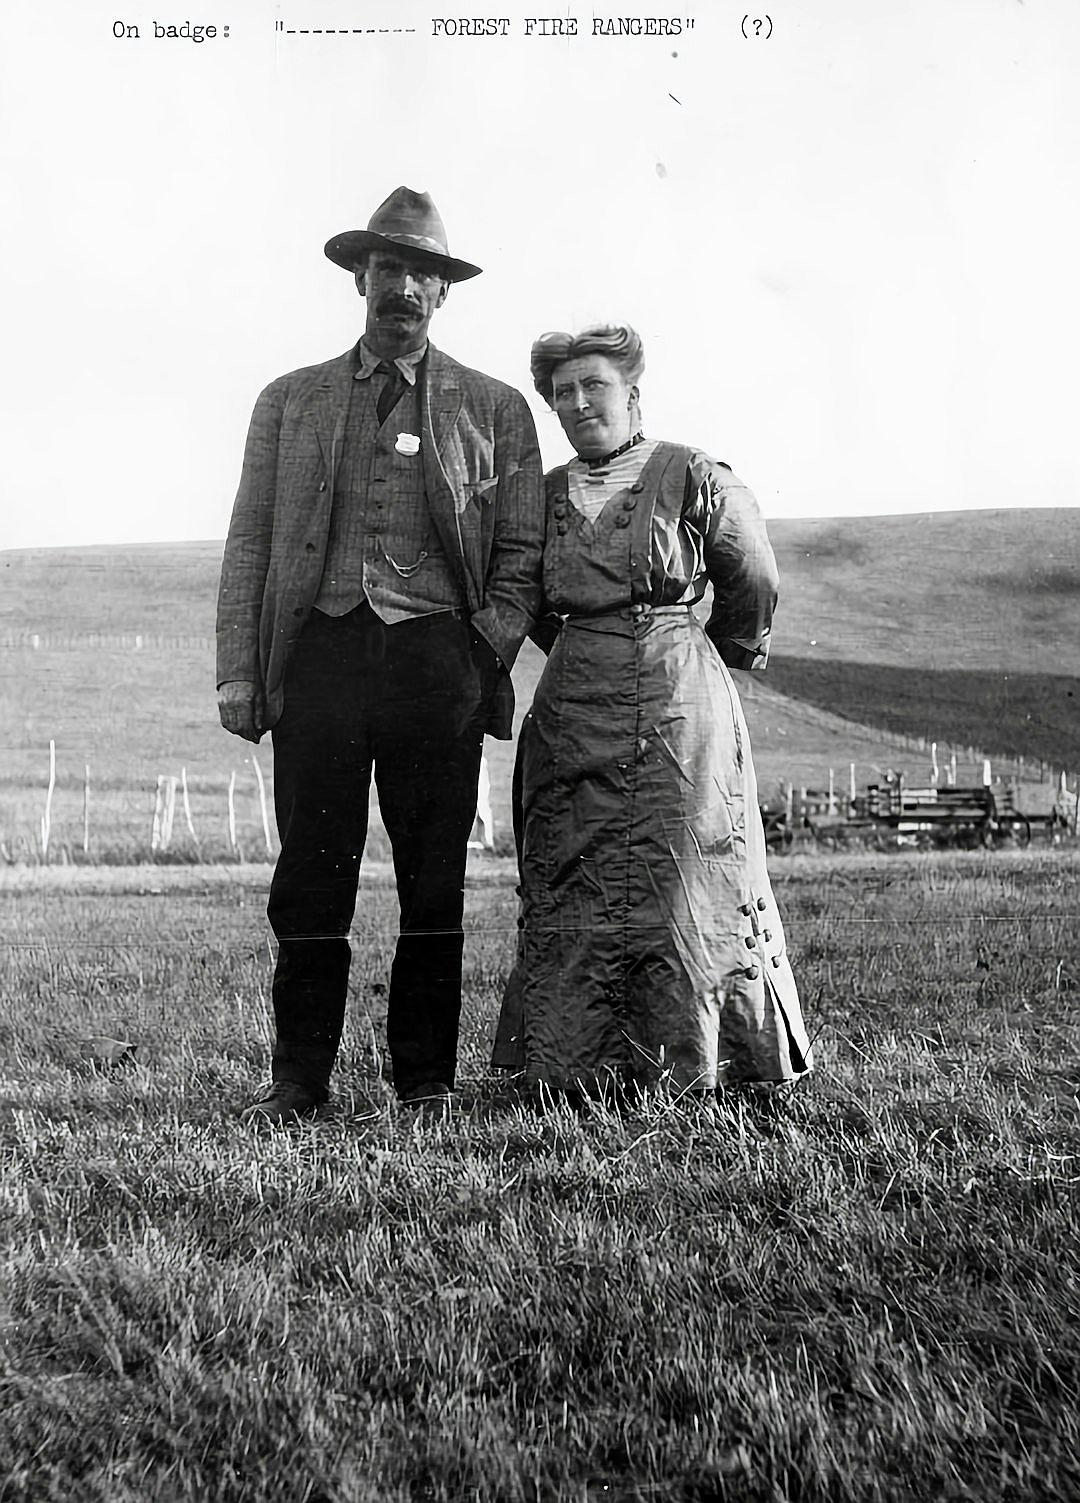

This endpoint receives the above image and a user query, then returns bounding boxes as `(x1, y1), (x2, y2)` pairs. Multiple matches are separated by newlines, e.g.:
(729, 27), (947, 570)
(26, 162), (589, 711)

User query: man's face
(552, 355), (637, 459)
(358, 249), (448, 352)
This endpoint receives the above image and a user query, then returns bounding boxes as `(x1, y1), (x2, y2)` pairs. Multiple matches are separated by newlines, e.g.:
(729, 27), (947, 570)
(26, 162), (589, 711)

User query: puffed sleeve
(686, 454), (779, 671)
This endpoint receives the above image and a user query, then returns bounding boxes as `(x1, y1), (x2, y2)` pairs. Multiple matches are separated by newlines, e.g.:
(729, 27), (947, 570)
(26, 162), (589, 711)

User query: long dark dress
(493, 440), (813, 1092)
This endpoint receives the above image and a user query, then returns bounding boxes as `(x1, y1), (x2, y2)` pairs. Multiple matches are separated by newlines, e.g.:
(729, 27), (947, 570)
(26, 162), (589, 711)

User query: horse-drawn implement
(761, 772), (1068, 853)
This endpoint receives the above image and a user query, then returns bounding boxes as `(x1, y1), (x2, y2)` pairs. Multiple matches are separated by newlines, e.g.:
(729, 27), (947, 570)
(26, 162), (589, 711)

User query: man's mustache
(377, 297), (421, 317)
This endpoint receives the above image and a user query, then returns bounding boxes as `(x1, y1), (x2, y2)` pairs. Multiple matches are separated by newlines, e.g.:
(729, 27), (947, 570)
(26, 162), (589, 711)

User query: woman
(493, 325), (813, 1098)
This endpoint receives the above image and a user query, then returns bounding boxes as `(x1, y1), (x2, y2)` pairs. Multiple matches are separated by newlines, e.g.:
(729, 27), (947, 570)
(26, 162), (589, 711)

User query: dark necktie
(375, 361), (406, 427)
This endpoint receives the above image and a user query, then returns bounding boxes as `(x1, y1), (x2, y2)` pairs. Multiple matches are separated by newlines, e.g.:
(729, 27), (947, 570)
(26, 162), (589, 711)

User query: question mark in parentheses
(753, 17), (762, 33)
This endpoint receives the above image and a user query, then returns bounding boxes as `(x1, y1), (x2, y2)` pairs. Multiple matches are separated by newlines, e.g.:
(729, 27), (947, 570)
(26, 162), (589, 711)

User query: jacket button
(317, 480), (327, 492)
(744, 965), (759, 980)
(293, 607), (304, 618)
(771, 955), (782, 968)
(305, 542), (316, 552)
(623, 498), (637, 511)
(557, 523), (569, 536)
(744, 936), (756, 949)
(615, 515), (631, 529)
(757, 897), (768, 911)
(631, 482), (644, 493)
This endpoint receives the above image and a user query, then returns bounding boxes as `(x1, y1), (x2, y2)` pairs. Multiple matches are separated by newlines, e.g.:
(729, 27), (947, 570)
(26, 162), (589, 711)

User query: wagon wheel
(1008, 816), (1031, 847)
(979, 818), (996, 850)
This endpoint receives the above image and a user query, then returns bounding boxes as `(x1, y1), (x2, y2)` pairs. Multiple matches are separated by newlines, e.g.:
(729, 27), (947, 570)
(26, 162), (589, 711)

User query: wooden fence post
(41, 739), (56, 860)
(163, 777), (177, 850)
(468, 751), (495, 850)
(250, 750), (273, 857)
(181, 766), (201, 854)
(151, 778), (165, 854)
(227, 770), (239, 858)
(150, 775), (178, 854)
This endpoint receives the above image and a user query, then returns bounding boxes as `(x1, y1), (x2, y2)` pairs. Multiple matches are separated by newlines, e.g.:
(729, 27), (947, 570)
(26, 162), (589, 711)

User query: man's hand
(218, 680), (262, 742)
(451, 630), (504, 737)
(470, 630), (503, 699)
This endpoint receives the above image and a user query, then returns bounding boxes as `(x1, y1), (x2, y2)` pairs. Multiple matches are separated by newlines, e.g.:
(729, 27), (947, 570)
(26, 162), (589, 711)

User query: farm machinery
(761, 771), (1068, 853)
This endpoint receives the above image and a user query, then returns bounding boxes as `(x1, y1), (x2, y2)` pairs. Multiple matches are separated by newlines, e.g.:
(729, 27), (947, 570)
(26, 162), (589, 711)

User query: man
(217, 187), (544, 1123)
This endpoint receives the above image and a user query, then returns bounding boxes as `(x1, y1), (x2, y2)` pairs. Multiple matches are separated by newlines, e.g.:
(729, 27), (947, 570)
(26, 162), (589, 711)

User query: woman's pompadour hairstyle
(529, 324), (645, 407)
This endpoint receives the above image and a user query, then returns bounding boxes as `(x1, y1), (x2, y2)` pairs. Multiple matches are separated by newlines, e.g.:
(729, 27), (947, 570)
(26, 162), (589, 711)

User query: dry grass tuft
(2, 849), (1078, 1501)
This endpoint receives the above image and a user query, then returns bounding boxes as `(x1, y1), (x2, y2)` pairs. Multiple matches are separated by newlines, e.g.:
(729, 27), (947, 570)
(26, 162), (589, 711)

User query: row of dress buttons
(552, 481), (645, 527)
(740, 894), (782, 978)
(618, 494), (639, 531)
(743, 959), (784, 979)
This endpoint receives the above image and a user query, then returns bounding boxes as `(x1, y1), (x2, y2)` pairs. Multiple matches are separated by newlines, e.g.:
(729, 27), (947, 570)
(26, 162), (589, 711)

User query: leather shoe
(239, 1081), (325, 1125)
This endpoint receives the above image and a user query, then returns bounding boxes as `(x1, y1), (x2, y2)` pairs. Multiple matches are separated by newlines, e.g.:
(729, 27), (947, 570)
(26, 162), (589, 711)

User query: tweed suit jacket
(216, 344), (545, 739)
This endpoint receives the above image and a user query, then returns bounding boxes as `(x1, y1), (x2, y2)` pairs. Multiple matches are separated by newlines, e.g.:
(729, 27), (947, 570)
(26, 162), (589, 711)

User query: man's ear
(436, 281), (449, 309)
(629, 384), (640, 407)
(354, 268), (367, 297)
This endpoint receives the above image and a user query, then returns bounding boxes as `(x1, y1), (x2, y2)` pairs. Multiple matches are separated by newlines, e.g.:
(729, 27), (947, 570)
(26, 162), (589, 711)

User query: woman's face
(551, 354), (637, 459)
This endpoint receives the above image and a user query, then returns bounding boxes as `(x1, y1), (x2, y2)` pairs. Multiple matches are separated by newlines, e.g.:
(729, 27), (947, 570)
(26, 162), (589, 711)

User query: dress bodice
(541, 441), (704, 616)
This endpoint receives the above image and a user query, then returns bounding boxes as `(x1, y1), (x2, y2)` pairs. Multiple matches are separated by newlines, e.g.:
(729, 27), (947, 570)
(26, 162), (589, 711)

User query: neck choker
(585, 431), (645, 471)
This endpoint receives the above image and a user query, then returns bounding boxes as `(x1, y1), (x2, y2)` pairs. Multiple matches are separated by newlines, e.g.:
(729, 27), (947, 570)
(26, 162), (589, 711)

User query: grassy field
(0, 615), (1066, 869)
(764, 659), (1080, 774)
(2, 850), (1078, 1501)
(8, 641), (1058, 868)
(5, 519), (1078, 865)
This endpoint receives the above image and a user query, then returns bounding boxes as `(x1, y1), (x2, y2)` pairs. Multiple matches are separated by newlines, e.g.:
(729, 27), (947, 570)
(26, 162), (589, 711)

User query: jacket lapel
(307, 348), (356, 486)
(421, 347), (480, 610)
(422, 346), (464, 496)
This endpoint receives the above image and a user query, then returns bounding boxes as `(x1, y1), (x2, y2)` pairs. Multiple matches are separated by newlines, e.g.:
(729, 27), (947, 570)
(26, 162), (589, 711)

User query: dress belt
(564, 602), (696, 625)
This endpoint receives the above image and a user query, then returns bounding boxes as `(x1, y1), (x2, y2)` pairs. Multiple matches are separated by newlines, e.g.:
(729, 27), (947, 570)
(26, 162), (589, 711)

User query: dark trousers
(267, 605), (485, 1098)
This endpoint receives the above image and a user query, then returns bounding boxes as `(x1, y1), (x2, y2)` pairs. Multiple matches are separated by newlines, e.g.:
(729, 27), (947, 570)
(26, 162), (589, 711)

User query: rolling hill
(1, 510), (1076, 859)
(764, 507), (1080, 773)
(767, 507), (1080, 675)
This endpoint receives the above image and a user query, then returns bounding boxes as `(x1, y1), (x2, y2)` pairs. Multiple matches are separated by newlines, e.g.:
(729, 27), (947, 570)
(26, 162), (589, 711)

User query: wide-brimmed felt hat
(324, 186), (482, 282)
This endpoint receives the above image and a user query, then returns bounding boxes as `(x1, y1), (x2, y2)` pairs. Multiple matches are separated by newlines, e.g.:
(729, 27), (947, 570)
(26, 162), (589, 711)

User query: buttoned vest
(314, 374), (460, 622)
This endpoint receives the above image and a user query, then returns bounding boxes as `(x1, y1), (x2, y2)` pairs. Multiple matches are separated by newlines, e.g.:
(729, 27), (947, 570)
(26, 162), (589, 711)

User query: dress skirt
(494, 604), (813, 1092)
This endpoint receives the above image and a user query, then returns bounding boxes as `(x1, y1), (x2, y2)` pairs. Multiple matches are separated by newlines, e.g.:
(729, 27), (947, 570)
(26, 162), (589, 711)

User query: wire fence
(0, 742), (499, 866)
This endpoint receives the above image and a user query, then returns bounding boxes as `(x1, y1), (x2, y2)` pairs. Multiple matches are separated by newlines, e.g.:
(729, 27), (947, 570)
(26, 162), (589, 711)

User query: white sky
(2, 0), (1078, 549)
